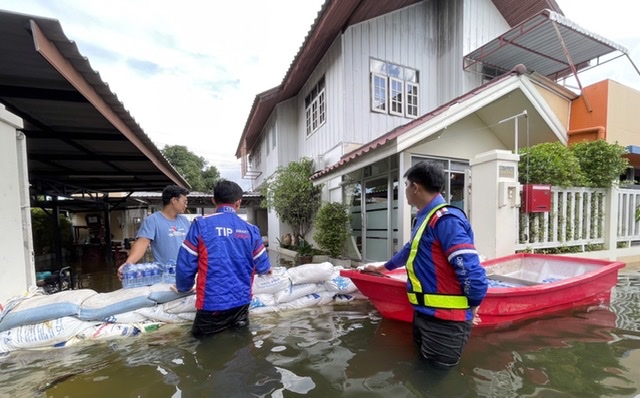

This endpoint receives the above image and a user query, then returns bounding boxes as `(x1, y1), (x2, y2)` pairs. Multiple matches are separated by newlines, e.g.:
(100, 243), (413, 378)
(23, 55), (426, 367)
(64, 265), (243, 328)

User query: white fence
(617, 188), (640, 245)
(516, 186), (640, 252)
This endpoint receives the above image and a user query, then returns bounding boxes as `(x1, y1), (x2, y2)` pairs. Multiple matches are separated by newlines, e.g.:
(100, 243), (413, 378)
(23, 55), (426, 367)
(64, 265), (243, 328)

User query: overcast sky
(0, 0), (639, 190)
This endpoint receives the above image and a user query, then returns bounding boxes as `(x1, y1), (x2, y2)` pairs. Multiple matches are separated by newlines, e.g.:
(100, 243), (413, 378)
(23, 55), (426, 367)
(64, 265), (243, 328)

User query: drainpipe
(567, 126), (606, 142)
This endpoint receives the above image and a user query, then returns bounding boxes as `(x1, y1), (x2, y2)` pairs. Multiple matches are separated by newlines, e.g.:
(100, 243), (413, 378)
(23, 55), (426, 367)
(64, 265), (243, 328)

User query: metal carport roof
(464, 9), (631, 81)
(0, 9), (189, 198)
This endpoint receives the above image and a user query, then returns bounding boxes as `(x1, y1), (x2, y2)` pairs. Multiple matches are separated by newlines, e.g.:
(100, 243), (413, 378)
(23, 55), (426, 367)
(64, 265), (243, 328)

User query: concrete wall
(0, 107), (33, 304)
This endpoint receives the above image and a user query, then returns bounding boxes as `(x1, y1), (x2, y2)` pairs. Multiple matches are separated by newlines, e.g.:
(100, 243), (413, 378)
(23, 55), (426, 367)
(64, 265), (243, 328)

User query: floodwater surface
(1, 267), (639, 397)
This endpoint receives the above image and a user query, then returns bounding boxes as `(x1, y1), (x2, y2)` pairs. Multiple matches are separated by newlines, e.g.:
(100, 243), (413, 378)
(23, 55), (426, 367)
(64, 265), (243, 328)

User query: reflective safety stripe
(405, 203), (469, 310)
(407, 292), (469, 309)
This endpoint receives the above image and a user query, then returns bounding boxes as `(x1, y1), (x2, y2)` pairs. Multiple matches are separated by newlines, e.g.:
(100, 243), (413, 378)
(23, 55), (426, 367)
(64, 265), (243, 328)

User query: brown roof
(491, 0), (563, 26)
(235, 0), (563, 158)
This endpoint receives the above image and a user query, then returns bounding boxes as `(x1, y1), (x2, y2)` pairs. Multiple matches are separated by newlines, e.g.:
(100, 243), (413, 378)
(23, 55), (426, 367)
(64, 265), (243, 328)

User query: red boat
(340, 253), (625, 327)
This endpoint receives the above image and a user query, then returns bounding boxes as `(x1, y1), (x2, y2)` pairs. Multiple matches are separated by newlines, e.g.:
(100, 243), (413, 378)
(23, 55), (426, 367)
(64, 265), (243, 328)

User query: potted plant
(311, 248), (330, 264)
(294, 238), (314, 265)
(314, 201), (351, 267)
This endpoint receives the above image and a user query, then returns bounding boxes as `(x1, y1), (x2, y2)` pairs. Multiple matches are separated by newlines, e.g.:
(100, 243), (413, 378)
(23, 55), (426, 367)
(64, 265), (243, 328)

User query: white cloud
(1, 0), (639, 191)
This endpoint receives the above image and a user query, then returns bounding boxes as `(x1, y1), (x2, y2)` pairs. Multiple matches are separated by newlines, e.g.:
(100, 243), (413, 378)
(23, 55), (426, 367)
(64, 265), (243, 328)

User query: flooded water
(1, 267), (640, 397)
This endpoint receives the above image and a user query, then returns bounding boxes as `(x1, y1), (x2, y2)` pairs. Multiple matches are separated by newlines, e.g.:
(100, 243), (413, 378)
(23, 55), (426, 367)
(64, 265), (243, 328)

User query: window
(251, 142), (261, 168)
(370, 59), (419, 118)
(305, 76), (326, 136)
(271, 125), (276, 149)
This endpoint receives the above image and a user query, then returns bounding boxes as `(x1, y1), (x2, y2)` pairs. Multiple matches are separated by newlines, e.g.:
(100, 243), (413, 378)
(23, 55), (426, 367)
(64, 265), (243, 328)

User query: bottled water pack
(121, 262), (164, 288)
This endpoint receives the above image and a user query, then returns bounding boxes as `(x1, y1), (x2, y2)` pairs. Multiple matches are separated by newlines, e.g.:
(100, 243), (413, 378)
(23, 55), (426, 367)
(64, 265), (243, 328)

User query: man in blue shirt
(117, 185), (190, 280)
(174, 179), (271, 338)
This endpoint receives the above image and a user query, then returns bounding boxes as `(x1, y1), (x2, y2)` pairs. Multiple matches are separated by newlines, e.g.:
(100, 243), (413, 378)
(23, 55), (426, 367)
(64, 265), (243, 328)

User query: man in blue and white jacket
(175, 179), (271, 338)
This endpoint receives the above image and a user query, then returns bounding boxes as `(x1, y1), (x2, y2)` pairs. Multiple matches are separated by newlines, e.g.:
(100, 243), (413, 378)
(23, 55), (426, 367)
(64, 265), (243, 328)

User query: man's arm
(435, 216), (488, 307)
(117, 237), (151, 280)
(175, 221), (200, 292)
(252, 226), (271, 274)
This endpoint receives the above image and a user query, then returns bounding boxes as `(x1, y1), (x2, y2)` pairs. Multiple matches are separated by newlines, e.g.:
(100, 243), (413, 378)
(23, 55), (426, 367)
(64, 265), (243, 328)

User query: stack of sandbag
(0, 263), (365, 353)
(0, 285), (193, 353)
(250, 262), (365, 314)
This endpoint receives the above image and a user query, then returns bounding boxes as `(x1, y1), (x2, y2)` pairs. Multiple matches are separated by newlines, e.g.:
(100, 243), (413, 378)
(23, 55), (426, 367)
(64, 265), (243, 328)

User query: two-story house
(235, 0), (631, 263)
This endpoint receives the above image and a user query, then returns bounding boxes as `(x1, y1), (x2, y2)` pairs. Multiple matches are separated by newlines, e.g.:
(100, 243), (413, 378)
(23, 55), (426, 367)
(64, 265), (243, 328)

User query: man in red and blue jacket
(175, 179), (271, 338)
(365, 161), (487, 368)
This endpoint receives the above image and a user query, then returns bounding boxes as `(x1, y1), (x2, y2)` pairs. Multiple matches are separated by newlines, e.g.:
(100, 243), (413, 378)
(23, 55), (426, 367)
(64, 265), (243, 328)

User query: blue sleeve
(175, 219), (200, 292)
(136, 214), (156, 241)
(251, 225), (271, 275)
(385, 240), (411, 270)
(434, 214), (488, 307)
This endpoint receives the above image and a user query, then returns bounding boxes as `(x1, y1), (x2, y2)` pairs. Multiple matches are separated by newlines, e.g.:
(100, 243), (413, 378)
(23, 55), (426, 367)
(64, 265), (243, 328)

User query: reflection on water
(1, 268), (639, 397)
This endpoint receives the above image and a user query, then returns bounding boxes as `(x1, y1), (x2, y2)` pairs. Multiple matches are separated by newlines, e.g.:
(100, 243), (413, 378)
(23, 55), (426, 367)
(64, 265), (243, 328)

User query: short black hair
(213, 179), (243, 205)
(162, 185), (189, 206)
(403, 161), (445, 194)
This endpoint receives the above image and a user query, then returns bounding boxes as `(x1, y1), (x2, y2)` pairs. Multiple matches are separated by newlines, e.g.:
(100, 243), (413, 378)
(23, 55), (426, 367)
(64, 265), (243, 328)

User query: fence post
(603, 186), (618, 252)
(470, 149), (520, 259)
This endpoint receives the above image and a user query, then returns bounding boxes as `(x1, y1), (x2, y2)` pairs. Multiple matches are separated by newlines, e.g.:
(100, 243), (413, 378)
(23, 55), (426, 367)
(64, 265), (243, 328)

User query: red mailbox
(522, 184), (551, 213)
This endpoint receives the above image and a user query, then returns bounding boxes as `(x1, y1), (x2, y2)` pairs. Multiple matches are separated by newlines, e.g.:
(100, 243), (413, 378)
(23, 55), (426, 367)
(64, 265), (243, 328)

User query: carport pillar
(469, 150), (520, 260)
(0, 107), (35, 303)
(52, 200), (63, 266)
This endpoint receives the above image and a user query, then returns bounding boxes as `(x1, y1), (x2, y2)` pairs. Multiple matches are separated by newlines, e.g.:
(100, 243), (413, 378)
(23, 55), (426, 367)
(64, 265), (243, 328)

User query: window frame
(305, 76), (326, 137)
(371, 73), (388, 114)
(370, 59), (419, 119)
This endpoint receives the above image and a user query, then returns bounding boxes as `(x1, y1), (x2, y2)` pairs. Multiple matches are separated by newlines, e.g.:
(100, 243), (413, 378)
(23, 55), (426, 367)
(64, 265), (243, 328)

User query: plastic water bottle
(151, 262), (162, 284)
(134, 263), (144, 287)
(122, 263), (137, 288)
(163, 260), (176, 284)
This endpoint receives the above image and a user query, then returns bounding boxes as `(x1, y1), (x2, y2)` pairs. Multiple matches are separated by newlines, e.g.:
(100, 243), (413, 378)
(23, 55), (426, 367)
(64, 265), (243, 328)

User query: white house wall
(296, 36), (344, 162)
(408, 113), (507, 159)
(0, 107), (32, 304)
(342, 2), (439, 145)
(460, 0), (511, 95)
(276, 98), (301, 168)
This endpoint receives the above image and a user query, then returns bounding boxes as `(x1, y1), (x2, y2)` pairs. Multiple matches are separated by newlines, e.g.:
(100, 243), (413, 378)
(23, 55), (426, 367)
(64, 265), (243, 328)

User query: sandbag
(249, 294), (276, 309)
(136, 306), (189, 323)
(0, 317), (95, 353)
(163, 295), (196, 314)
(286, 262), (334, 285)
(77, 322), (144, 340)
(322, 270), (358, 294)
(148, 283), (193, 304)
(272, 293), (324, 311)
(77, 286), (154, 321)
(101, 310), (149, 324)
(252, 267), (291, 294)
(0, 289), (97, 333)
(274, 283), (318, 304)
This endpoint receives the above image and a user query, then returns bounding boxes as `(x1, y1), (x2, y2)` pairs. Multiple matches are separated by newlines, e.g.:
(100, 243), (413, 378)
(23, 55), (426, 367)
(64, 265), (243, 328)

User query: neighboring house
(235, 0), (634, 263)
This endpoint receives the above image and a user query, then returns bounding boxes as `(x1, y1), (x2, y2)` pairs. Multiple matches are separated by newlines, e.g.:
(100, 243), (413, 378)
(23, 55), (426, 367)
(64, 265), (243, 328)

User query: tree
(518, 140), (629, 188)
(569, 140), (628, 188)
(518, 142), (587, 187)
(261, 158), (322, 241)
(161, 145), (220, 191)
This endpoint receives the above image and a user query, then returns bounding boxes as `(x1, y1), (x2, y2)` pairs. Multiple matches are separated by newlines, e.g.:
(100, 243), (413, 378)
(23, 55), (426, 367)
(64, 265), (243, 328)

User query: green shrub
(314, 202), (351, 258)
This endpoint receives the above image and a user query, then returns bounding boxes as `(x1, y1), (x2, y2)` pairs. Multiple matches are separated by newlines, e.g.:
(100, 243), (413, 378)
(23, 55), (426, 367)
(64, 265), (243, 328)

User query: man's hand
(361, 261), (386, 273)
(471, 306), (481, 325)
(170, 284), (195, 294)
(117, 263), (128, 281)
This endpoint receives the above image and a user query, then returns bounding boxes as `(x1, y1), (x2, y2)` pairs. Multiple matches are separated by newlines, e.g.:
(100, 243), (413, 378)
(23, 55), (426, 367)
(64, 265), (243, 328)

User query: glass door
(364, 176), (390, 261)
